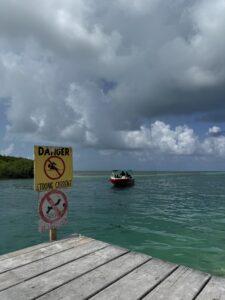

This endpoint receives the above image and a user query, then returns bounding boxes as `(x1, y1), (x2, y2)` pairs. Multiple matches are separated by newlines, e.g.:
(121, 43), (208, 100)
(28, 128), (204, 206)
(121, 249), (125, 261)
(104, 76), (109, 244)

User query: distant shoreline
(1, 154), (225, 179)
(0, 155), (33, 180)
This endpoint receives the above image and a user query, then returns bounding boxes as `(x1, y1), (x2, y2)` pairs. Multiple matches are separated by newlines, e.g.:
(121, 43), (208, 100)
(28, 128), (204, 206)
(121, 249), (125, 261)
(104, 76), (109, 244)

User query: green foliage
(0, 155), (33, 179)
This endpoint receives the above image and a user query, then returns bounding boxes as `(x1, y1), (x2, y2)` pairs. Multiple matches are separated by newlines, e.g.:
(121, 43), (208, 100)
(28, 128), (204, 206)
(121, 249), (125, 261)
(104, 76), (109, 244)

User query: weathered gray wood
(196, 276), (225, 300)
(0, 242), (51, 261)
(0, 234), (81, 261)
(38, 252), (151, 299)
(143, 265), (210, 300)
(0, 245), (127, 300)
(1, 234), (224, 300)
(0, 239), (108, 291)
(90, 258), (177, 300)
(0, 235), (92, 273)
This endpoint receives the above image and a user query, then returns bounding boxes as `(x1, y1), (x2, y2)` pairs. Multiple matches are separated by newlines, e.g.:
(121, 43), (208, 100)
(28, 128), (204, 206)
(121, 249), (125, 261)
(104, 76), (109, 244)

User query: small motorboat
(109, 170), (135, 187)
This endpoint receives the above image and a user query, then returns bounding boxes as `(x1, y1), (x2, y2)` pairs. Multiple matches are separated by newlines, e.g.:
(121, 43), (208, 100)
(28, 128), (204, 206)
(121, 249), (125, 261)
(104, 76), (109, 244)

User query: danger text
(38, 147), (70, 156)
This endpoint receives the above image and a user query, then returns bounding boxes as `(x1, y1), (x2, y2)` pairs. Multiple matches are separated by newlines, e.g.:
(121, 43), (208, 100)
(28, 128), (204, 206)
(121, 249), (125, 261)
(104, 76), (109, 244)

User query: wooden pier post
(49, 228), (57, 241)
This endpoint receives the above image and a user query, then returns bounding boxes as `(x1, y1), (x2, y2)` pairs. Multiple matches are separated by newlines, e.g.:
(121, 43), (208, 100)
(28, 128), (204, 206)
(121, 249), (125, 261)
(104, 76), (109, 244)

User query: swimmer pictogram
(44, 156), (65, 180)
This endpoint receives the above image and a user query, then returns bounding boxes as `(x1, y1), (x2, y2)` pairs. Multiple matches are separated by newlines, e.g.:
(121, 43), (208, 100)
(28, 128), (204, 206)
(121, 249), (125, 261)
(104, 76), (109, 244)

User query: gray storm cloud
(0, 0), (225, 157)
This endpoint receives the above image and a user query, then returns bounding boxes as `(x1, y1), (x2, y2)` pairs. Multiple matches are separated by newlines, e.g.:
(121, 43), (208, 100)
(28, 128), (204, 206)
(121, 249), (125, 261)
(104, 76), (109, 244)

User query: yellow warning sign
(34, 146), (73, 192)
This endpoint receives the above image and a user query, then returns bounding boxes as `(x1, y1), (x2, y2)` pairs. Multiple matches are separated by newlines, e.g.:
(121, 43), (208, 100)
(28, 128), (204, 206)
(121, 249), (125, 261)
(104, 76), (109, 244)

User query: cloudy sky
(0, 0), (225, 170)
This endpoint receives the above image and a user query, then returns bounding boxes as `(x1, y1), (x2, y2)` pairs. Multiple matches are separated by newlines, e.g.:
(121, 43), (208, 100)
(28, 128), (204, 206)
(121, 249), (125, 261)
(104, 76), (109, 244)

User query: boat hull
(109, 178), (135, 187)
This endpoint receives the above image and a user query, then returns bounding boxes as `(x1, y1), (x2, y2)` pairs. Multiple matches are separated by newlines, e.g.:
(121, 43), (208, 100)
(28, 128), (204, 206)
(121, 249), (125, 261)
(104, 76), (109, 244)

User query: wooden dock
(0, 234), (224, 299)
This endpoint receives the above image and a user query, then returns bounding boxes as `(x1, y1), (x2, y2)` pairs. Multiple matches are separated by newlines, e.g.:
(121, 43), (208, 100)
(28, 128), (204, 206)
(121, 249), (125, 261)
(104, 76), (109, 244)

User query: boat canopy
(111, 170), (133, 178)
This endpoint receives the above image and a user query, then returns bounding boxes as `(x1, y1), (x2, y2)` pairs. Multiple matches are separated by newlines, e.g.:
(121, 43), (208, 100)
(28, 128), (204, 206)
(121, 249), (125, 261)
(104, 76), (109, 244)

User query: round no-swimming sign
(44, 156), (65, 180)
(39, 189), (68, 225)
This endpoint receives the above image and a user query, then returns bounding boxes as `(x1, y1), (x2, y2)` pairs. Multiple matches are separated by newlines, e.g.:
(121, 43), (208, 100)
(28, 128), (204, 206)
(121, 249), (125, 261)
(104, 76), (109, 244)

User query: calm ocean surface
(1, 171), (225, 276)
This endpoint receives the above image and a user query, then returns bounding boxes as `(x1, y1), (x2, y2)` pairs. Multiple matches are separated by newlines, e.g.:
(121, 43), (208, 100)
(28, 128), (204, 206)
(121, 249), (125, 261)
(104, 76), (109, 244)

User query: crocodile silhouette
(46, 198), (61, 214)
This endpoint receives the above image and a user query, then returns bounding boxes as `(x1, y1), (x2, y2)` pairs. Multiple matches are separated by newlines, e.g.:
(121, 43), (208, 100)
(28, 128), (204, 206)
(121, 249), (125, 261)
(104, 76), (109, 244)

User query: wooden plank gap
(194, 276), (225, 299)
(85, 257), (153, 300)
(0, 237), (93, 275)
(192, 275), (212, 300)
(37, 251), (151, 300)
(0, 244), (88, 275)
(138, 265), (180, 300)
(89, 258), (178, 300)
(142, 265), (210, 300)
(0, 242), (52, 262)
(0, 243), (110, 292)
(0, 234), (84, 262)
(33, 250), (130, 300)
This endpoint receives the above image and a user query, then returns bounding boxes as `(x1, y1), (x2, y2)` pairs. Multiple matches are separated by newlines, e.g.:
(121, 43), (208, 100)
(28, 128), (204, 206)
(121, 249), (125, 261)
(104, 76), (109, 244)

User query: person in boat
(120, 171), (125, 177)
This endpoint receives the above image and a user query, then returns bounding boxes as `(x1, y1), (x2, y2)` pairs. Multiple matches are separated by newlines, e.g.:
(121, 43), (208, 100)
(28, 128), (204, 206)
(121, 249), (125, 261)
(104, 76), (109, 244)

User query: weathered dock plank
(143, 265), (210, 300)
(0, 234), (224, 300)
(196, 276), (225, 299)
(0, 241), (51, 261)
(90, 258), (177, 300)
(0, 234), (81, 261)
(0, 239), (107, 291)
(0, 245), (127, 299)
(0, 235), (92, 274)
(38, 252), (151, 299)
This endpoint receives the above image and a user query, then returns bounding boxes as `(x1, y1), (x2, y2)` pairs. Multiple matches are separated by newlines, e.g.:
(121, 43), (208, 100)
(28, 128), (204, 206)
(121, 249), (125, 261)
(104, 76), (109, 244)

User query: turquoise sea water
(1, 172), (225, 276)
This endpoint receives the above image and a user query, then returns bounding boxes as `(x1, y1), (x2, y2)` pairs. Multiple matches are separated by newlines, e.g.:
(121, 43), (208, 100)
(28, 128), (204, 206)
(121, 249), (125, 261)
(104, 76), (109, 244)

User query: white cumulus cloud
(121, 121), (225, 158)
(0, 0), (225, 165)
